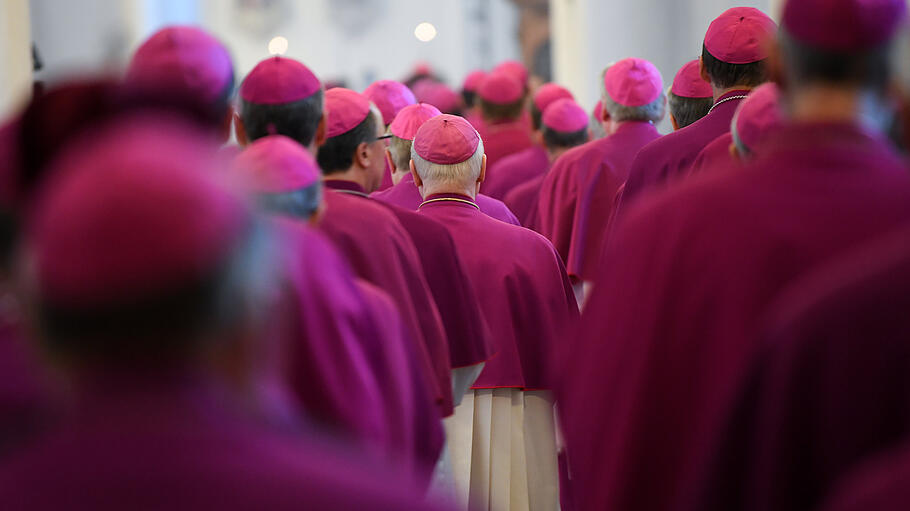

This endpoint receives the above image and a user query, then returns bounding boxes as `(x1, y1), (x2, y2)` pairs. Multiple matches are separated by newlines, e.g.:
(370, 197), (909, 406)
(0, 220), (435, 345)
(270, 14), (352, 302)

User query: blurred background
(3, 0), (779, 130)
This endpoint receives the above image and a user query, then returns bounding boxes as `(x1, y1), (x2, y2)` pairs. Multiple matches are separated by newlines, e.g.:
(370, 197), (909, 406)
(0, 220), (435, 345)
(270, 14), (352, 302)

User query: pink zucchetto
(127, 26), (233, 103)
(413, 114), (480, 165)
(493, 60), (529, 85)
(27, 116), (249, 307)
(240, 56), (321, 105)
(533, 83), (574, 112)
(478, 72), (524, 105)
(363, 80), (416, 125)
(704, 7), (776, 64)
(324, 88), (371, 138)
(389, 103), (442, 141)
(604, 58), (663, 107)
(542, 98), (589, 133)
(731, 82), (783, 153)
(671, 59), (713, 98)
(462, 70), (487, 92)
(782, 0), (906, 51)
(232, 135), (321, 193)
(412, 80), (461, 113)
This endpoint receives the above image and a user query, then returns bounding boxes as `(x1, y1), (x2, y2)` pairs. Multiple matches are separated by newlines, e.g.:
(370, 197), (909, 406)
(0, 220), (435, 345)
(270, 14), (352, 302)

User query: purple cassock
(266, 218), (443, 483)
(536, 121), (660, 281)
(419, 194), (578, 389)
(690, 132), (737, 175)
(372, 172), (520, 225)
(319, 182), (454, 416)
(682, 225), (910, 511)
(0, 377), (450, 510)
(621, 90), (750, 206)
(819, 443), (910, 511)
(481, 119), (535, 170)
(481, 144), (548, 200)
(558, 121), (910, 511)
(502, 173), (546, 228)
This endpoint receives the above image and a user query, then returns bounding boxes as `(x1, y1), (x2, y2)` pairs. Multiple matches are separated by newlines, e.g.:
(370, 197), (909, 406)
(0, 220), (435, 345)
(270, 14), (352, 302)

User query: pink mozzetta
(412, 81), (460, 113)
(363, 80), (416, 125)
(28, 116), (249, 307)
(389, 103), (442, 141)
(232, 135), (321, 193)
(324, 88), (371, 138)
(240, 56), (321, 105)
(542, 98), (589, 133)
(533, 83), (574, 112)
(413, 114), (480, 165)
(462, 70), (487, 92)
(782, 0), (906, 51)
(478, 72), (523, 105)
(127, 26), (233, 103)
(493, 60), (529, 85)
(604, 58), (663, 107)
(732, 82), (783, 152)
(671, 59), (713, 98)
(704, 7), (777, 64)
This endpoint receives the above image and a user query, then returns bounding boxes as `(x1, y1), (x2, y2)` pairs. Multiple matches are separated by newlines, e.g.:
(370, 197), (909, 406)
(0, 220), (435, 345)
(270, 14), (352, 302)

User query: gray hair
(411, 138), (485, 189)
(602, 91), (667, 123)
(388, 136), (413, 171)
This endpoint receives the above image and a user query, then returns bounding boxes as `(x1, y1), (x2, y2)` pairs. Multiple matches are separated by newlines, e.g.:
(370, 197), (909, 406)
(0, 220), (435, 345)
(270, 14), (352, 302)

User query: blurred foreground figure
(371, 103), (520, 224)
(558, 0), (910, 509)
(412, 115), (578, 511)
(0, 116), (443, 510)
(820, 442), (910, 511)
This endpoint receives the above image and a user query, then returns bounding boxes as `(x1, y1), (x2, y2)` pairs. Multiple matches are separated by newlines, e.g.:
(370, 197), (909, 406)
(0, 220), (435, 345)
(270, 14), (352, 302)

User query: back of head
(239, 56), (324, 146)
(602, 58), (666, 124)
(363, 80), (416, 126)
(387, 103), (442, 171)
(411, 114), (485, 192)
(478, 72), (525, 123)
(413, 80), (462, 115)
(541, 98), (589, 150)
(778, 0), (906, 92)
(316, 88), (378, 174)
(25, 115), (255, 369)
(731, 82), (784, 157)
(701, 7), (776, 89)
(669, 60), (714, 129)
(531, 83), (574, 130)
(461, 70), (487, 108)
(127, 25), (235, 117)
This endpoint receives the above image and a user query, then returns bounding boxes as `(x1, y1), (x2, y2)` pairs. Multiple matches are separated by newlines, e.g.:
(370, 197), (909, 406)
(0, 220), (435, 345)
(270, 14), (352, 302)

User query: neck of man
(712, 84), (756, 102)
(786, 85), (890, 129)
(547, 145), (572, 163)
(324, 165), (373, 193)
(421, 181), (478, 200)
(391, 168), (410, 186)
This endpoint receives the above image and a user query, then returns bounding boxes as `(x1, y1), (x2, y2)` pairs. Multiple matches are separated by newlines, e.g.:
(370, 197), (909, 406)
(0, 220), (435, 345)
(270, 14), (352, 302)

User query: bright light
(414, 22), (437, 42)
(268, 36), (288, 55)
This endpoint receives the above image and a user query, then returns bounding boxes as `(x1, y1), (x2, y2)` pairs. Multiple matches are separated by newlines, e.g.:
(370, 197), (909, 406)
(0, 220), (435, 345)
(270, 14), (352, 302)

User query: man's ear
(699, 55), (710, 84)
(477, 154), (487, 184)
(728, 140), (741, 162)
(385, 148), (396, 172)
(534, 130), (545, 146)
(354, 142), (371, 169)
(234, 111), (249, 146)
(308, 202), (327, 226)
(219, 106), (234, 144)
(314, 112), (328, 147)
(766, 38), (785, 90)
(410, 159), (423, 188)
(670, 114), (680, 131)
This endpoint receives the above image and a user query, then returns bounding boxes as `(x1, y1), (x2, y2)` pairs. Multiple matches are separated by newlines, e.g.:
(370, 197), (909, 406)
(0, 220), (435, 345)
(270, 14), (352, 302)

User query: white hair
(600, 63), (667, 123)
(411, 138), (485, 190)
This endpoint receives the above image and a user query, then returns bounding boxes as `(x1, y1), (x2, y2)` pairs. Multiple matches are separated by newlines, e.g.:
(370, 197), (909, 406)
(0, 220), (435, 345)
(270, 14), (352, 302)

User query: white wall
(0, 0), (32, 118)
(29, 0), (521, 93)
(551, 0), (775, 133)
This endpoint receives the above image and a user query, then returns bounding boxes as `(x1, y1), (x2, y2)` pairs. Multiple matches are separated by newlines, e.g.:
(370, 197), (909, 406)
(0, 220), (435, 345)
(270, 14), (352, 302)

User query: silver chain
(707, 95), (748, 115)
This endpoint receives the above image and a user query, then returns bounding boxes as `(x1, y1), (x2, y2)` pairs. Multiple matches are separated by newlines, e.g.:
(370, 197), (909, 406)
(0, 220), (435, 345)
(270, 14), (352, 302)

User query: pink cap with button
(127, 26), (233, 103)
(363, 80), (416, 125)
(389, 103), (442, 141)
(782, 0), (906, 51)
(478, 72), (524, 104)
(324, 88), (371, 138)
(542, 98), (589, 133)
(28, 116), (248, 306)
(413, 80), (461, 113)
(240, 56), (321, 105)
(462, 70), (487, 92)
(704, 7), (777, 64)
(413, 114), (480, 165)
(232, 135), (321, 193)
(732, 82), (783, 153)
(604, 58), (663, 107)
(671, 60), (713, 98)
(493, 60), (529, 85)
(533, 83), (574, 112)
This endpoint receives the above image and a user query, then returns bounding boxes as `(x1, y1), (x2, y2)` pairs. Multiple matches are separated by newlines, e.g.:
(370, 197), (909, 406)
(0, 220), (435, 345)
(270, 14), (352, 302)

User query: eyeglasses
(375, 134), (393, 140)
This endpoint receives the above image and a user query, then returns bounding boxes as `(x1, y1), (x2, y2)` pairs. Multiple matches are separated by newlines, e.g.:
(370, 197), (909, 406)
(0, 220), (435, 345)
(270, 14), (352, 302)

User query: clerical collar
(323, 179), (369, 198)
(418, 193), (481, 211)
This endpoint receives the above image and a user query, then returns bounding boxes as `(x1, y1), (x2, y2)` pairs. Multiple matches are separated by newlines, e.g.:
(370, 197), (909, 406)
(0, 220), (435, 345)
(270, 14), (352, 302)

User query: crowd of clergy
(2, 0), (910, 509)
